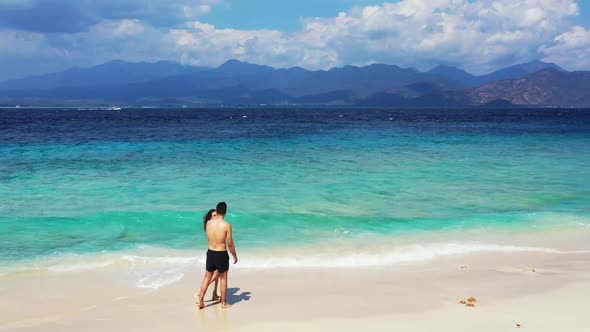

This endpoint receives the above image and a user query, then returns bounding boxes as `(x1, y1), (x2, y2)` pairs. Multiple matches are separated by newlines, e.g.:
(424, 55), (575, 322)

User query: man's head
(216, 201), (227, 216)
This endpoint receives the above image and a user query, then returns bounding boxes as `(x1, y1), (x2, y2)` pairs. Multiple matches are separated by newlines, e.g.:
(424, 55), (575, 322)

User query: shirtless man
(197, 202), (238, 309)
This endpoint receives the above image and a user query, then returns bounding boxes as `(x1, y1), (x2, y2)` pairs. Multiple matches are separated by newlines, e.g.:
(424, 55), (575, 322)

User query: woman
(197, 209), (221, 302)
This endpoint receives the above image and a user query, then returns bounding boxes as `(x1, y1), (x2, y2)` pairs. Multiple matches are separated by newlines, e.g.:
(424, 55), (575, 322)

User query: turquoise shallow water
(1, 108), (589, 264)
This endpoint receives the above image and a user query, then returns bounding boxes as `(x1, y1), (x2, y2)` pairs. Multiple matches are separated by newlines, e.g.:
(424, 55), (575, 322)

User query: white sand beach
(1, 229), (590, 332)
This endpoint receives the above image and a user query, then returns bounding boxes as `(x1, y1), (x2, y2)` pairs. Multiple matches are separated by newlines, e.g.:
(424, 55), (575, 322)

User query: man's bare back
(205, 216), (238, 264)
(206, 218), (231, 251)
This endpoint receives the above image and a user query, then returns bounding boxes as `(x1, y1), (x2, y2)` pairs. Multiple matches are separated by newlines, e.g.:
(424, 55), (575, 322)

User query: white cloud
(542, 25), (590, 70)
(0, 19), (173, 79)
(0, 30), (44, 56)
(92, 19), (145, 37)
(166, 0), (582, 74)
(167, 23), (295, 67)
(199, 4), (212, 14)
(0, 0), (225, 33)
(0, 0), (588, 80)
(0, 30), (76, 80)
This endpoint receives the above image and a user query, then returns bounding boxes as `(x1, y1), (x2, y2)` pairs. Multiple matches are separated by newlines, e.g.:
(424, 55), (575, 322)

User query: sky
(0, 0), (589, 80)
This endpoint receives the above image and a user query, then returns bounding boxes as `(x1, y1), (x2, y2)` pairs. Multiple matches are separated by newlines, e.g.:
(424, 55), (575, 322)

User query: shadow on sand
(227, 287), (252, 305)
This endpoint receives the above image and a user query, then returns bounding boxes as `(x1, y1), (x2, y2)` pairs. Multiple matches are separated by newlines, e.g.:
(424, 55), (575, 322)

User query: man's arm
(226, 223), (238, 264)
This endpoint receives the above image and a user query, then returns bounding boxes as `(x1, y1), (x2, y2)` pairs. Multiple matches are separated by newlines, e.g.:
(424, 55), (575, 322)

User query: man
(197, 202), (238, 309)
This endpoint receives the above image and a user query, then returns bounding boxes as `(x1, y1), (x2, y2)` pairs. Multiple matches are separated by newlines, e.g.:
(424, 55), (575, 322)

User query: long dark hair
(203, 209), (216, 231)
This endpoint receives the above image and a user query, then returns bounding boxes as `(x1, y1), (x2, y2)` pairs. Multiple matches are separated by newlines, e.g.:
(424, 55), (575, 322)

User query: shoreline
(1, 228), (590, 331)
(2, 251), (590, 331)
(2, 224), (589, 274)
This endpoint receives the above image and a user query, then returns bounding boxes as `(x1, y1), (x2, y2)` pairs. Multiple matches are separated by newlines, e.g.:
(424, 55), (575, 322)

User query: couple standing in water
(195, 202), (238, 309)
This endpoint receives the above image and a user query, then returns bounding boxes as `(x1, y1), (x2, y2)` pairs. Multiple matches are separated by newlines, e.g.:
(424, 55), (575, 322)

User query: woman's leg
(206, 271), (220, 301)
(195, 271), (214, 309)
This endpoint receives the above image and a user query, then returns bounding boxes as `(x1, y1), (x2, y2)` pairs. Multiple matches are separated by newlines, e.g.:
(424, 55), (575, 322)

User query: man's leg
(220, 271), (231, 309)
(196, 271), (214, 309)
(212, 277), (220, 302)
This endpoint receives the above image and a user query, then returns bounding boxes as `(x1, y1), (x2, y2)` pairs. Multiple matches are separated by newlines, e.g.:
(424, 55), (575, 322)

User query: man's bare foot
(193, 293), (200, 303)
(221, 302), (232, 309)
(197, 300), (205, 309)
(212, 293), (220, 302)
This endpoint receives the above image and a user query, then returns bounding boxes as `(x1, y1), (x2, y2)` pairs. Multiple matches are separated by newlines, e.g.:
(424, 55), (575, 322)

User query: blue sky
(206, 0), (590, 32)
(574, 4), (590, 27)
(0, 0), (589, 80)
(204, 0), (386, 31)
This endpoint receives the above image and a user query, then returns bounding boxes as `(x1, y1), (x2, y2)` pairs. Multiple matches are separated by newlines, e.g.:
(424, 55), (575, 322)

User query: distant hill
(282, 64), (457, 97)
(0, 60), (460, 105)
(158, 61), (459, 98)
(0, 60), (208, 90)
(428, 65), (477, 87)
(469, 68), (590, 106)
(0, 59), (588, 107)
(359, 90), (469, 108)
(429, 60), (566, 88)
(214, 59), (274, 76)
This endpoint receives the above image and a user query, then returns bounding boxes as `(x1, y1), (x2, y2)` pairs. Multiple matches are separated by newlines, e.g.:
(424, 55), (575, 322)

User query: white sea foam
(109, 243), (590, 288)
(4, 242), (589, 289)
(135, 271), (186, 289)
(121, 255), (201, 265)
(234, 243), (590, 269)
(47, 261), (114, 272)
(0, 253), (116, 274)
(122, 254), (201, 289)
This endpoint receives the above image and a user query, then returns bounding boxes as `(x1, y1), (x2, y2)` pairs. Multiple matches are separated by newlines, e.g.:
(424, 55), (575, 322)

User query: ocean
(1, 108), (589, 287)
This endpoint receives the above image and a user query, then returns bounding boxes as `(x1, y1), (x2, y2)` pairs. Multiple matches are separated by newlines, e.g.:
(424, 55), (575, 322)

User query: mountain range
(0, 59), (588, 107)
(0, 60), (207, 90)
(428, 60), (566, 88)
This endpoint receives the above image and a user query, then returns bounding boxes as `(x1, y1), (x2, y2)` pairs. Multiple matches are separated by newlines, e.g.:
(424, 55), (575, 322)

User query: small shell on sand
(458, 297), (477, 307)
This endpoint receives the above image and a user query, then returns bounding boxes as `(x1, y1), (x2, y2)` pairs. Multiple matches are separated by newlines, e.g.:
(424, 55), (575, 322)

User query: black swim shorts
(206, 249), (230, 273)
